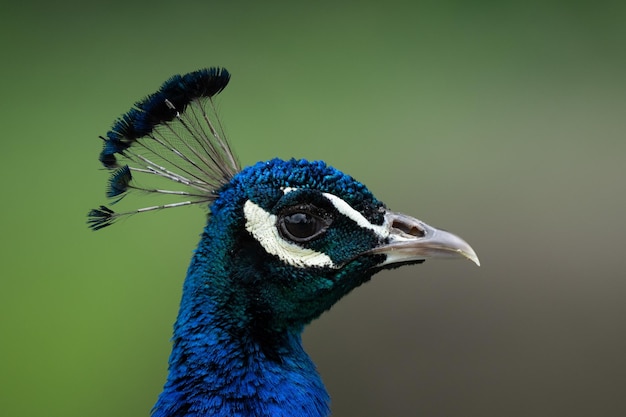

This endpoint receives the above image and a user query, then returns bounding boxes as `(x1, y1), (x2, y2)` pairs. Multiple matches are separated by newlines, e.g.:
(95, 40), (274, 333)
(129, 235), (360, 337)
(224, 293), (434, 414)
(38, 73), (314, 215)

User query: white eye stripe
(321, 193), (389, 239)
(243, 200), (338, 269)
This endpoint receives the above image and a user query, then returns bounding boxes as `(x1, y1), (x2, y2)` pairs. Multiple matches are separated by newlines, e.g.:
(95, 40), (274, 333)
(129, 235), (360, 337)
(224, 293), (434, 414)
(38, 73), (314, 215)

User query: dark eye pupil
(284, 212), (319, 239)
(278, 205), (331, 243)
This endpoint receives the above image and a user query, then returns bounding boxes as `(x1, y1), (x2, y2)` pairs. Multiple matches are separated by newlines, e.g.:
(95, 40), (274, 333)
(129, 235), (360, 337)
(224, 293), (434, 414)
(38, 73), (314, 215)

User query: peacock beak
(369, 211), (480, 267)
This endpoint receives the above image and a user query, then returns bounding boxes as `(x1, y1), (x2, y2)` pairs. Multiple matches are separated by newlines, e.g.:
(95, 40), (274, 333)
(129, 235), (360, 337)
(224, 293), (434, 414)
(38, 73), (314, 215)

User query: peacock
(88, 67), (479, 417)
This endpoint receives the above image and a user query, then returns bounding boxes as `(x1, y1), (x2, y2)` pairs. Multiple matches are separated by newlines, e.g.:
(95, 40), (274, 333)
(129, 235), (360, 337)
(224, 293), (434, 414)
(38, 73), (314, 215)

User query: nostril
(392, 219), (425, 237)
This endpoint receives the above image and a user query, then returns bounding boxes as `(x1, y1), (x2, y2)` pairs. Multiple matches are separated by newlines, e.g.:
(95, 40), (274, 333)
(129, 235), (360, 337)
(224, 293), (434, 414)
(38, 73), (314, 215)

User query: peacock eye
(278, 205), (332, 243)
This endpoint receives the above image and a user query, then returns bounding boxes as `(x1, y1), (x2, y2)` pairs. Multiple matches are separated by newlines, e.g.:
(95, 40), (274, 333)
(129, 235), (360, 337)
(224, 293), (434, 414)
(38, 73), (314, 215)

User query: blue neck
(152, 223), (331, 417)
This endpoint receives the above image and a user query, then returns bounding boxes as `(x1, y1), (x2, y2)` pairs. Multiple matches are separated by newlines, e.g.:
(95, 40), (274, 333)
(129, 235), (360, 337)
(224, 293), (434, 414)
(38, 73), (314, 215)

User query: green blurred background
(1, 1), (625, 416)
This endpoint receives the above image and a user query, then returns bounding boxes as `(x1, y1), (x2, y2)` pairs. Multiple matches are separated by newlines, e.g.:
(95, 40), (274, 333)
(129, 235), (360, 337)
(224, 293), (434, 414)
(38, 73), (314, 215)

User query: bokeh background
(1, 1), (625, 416)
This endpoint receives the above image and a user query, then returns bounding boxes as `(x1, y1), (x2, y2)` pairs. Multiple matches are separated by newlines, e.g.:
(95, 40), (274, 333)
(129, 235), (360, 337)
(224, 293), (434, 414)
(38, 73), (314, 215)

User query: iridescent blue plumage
(89, 68), (479, 417)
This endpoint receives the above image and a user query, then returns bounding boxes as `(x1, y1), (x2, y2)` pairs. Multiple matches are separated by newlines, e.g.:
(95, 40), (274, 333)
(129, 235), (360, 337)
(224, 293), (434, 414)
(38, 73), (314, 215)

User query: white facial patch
(243, 200), (338, 269)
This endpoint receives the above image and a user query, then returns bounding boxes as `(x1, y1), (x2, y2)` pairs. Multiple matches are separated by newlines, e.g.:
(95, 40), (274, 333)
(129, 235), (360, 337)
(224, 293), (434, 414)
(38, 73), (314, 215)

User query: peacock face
(234, 159), (386, 269)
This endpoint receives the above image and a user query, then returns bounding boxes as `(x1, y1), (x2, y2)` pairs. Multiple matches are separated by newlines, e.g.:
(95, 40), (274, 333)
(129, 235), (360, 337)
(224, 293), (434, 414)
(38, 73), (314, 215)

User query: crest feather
(89, 67), (240, 230)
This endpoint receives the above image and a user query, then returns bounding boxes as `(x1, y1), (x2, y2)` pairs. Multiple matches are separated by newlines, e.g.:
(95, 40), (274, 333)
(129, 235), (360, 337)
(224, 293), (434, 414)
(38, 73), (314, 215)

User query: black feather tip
(87, 205), (116, 230)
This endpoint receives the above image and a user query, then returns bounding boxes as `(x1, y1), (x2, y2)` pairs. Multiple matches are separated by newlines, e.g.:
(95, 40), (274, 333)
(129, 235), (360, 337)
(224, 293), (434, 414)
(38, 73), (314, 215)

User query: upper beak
(369, 211), (480, 267)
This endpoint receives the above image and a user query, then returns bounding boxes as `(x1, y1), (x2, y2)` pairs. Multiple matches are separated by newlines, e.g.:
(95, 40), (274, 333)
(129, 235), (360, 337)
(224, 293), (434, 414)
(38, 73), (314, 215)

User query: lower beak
(369, 211), (480, 267)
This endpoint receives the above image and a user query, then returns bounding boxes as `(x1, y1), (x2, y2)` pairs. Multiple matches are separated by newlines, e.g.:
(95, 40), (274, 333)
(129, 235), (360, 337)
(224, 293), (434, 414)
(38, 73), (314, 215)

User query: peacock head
(88, 67), (479, 334)
(203, 157), (479, 330)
